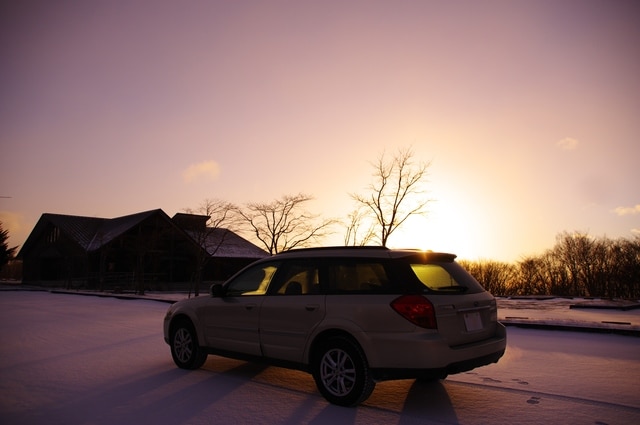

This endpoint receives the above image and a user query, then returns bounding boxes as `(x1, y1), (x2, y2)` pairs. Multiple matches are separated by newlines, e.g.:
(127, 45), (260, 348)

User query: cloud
(612, 204), (640, 216)
(556, 137), (579, 151)
(182, 160), (221, 183)
(632, 228), (640, 237)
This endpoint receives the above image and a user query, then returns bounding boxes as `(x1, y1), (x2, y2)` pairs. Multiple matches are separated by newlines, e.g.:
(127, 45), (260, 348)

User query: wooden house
(17, 209), (268, 291)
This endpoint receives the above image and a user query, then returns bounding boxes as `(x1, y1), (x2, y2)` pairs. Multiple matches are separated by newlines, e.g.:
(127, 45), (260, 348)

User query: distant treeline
(459, 232), (640, 299)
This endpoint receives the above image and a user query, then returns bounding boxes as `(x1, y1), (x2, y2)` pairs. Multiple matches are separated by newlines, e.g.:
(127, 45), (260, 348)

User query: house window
(47, 227), (60, 244)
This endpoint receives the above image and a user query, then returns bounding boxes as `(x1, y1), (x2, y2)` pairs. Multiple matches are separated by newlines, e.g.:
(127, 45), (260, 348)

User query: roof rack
(283, 246), (389, 253)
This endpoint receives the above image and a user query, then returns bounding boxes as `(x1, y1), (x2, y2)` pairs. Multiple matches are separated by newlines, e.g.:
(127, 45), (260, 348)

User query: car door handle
(245, 303), (257, 310)
(305, 304), (319, 311)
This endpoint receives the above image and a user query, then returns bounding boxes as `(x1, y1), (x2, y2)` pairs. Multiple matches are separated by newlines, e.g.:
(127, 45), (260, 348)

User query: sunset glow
(1, 0), (639, 262)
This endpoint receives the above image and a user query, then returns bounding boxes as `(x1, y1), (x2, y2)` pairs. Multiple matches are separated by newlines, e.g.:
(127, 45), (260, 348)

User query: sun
(386, 196), (482, 261)
(323, 180), (496, 261)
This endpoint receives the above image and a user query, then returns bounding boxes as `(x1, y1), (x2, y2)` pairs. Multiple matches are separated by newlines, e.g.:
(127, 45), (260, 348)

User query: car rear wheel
(170, 320), (207, 369)
(312, 336), (375, 406)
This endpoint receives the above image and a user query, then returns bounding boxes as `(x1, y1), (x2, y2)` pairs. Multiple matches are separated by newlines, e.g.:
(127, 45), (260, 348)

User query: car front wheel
(312, 337), (375, 407)
(170, 320), (207, 369)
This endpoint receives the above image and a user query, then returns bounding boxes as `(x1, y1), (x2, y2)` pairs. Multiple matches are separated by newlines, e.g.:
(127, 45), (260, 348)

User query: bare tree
(611, 236), (640, 298)
(504, 232), (640, 298)
(553, 231), (595, 296)
(343, 207), (376, 246)
(351, 147), (432, 246)
(238, 193), (335, 254)
(459, 259), (516, 297)
(184, 199), (239, 296)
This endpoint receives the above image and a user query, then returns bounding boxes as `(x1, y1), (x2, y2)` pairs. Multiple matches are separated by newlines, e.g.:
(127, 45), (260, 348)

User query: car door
(259, 260), (326, 363)
(201, 261), (279, 356)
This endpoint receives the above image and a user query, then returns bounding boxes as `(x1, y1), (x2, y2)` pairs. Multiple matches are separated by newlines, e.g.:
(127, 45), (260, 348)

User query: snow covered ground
(0, 289), (639, 424)
(497, 297), (640, 334)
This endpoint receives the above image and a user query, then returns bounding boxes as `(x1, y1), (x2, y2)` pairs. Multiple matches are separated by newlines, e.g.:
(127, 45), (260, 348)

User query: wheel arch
(168, 312), (205, 347)
(307, 328), (367, 368)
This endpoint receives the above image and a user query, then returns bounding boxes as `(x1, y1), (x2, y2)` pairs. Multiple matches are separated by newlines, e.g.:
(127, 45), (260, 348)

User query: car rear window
(410, 262), (485, 294)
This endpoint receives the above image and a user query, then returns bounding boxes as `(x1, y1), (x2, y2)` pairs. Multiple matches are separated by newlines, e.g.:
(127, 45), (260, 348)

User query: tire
(312, 336), (375, 407)
(170, 320), (207, 370)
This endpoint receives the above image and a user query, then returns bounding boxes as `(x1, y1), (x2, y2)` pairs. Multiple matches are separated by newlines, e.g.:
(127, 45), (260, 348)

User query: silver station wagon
(163, 247), (506, 406)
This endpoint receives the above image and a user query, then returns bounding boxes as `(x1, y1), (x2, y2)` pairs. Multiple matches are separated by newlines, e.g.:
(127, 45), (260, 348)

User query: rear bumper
(363, 323), (507, 380)
(371, 348), (505, 381)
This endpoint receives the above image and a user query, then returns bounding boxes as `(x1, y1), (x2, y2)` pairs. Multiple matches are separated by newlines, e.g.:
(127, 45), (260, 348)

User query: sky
(1, 0), (639, 262)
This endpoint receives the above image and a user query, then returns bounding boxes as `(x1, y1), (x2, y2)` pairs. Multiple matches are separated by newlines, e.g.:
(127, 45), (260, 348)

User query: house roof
(19, 213), (106, 255)
(86, 209), (164, 251)
(186, 227), (269, 259)
(60, 215), (106, 250)
(18, 209), (268, 260)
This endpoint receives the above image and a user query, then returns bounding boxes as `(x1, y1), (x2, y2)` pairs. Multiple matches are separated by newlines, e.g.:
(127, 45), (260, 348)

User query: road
(0, 291), (639, 424)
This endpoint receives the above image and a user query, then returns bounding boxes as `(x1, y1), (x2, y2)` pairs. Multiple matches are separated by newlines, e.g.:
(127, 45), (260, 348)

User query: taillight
(391, 295), (437, 329)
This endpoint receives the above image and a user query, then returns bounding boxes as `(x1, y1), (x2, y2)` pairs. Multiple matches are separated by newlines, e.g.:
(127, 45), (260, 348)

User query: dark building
(17, 209), (268, 291)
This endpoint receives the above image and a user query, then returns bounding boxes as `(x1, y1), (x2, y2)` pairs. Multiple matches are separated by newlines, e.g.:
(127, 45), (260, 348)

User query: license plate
(464, 311), (483, 331)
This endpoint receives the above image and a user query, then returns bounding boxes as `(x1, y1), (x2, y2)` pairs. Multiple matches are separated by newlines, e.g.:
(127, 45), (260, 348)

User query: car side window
(328, 261), (392, 293)
(225, 262), (279, 296)
(269, 261), (321, 295)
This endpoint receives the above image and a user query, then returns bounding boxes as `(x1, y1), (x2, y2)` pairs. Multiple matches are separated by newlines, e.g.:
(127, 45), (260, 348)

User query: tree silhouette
(343, 207), (376, 246)
(464, 232), (640, 298)
(184, 199), (239, 296)
(239, 193), (335, 254)
(0, 221), (18, 270)
(351, 147), (432, 246)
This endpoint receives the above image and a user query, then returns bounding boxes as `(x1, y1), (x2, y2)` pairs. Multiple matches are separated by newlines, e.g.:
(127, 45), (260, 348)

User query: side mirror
(210, 283), (225, 297)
